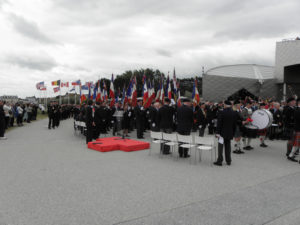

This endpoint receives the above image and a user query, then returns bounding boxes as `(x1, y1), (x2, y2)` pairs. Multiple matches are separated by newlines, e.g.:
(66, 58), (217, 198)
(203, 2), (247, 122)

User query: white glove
(141, 107), (144, 110)
(111, 121), (114, 123)
(152, 123), (155, 127)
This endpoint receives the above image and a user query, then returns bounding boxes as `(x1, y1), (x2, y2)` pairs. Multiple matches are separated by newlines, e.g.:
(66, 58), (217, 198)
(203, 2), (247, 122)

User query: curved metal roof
(205, 64), (274, 81)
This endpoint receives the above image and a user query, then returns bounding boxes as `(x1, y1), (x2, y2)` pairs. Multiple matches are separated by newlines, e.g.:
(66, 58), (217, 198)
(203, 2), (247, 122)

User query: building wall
(202, 74), (278, 102)
(274, 40), (300, 82)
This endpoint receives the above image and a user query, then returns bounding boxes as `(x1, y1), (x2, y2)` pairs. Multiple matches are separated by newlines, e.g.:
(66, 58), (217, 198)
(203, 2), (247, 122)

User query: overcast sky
(0, 0), (299, 97)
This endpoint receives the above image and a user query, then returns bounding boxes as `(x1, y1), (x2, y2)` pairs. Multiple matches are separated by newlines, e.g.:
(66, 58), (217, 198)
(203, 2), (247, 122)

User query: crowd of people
(72, 95), (300, 166)
(0, 100), (41, 140)
(2, 95), (300, 167)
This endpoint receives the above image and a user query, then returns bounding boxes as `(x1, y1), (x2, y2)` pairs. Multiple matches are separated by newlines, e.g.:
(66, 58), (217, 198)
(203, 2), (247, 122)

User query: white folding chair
(177, 134), (196, 163)
(150, 131), (165, 156)
(194, 136), (216, 166)
(162, 133), (178, 156)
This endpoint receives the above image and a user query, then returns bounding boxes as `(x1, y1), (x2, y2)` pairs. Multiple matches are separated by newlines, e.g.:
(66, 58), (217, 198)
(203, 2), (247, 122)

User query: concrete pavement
(0, 119), (300, 225)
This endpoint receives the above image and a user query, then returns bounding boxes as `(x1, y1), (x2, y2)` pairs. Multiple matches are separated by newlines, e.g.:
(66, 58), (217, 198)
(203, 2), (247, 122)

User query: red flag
(109, 74), (115, 107)
(131, 77), (137, 107)
(142, 75), (148, 106)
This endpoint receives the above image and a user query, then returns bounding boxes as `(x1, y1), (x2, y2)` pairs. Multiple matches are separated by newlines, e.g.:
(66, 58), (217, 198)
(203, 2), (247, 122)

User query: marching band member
(257, 103), (268, 148)
(241, 100), (255, 150)
(233, 100), (244, 154)
(283, 97), (296, 157)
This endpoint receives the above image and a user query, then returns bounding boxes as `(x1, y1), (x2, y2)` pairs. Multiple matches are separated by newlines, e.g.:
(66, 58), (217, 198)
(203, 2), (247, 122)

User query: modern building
(202, 38), (300, 102)
(202, 64), (276, 101)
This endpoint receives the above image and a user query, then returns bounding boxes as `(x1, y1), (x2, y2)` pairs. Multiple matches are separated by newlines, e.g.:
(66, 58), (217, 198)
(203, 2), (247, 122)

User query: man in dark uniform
(85, 100), (95, 144)
(0, 100), (7, 140)
(269, 102), (283, 140)
(93, 101), (102, 139)
(48, 102), (55, 129)
(283, 97), (296, 156)
(197, 102), (207, 136)
(149, 102), (161, 132)
(177, 98), (194, 158)
(158, 98), (174, 154)
(214, 100), (237, 166)
(134, 98), (145, 139)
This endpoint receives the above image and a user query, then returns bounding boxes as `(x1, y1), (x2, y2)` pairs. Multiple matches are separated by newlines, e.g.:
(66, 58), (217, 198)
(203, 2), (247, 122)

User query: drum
(243, 125), (258, 138)
(251, 109), (273, 129)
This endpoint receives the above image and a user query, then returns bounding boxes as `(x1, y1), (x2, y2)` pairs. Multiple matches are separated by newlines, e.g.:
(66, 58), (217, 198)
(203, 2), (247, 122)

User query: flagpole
(59, 79), (62, 105)
(74, 86), (77, 105)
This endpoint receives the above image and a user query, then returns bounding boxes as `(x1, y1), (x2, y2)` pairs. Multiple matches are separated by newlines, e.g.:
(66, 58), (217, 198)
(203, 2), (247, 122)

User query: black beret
(234, 100), (240, 105)
(287, 97), (295, 103)
(224, 100), (231, 106)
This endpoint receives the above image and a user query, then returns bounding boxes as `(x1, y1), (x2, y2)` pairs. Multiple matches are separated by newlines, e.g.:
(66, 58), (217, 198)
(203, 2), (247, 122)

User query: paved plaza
(1, 119), (300, 225)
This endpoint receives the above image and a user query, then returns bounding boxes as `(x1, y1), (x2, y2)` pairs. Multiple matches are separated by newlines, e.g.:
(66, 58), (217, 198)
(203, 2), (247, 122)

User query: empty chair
(162, 133), (178, 156)
(150, 131), (165, 156)
(177, 134), (196, 163)
(194, 136), (216, 166)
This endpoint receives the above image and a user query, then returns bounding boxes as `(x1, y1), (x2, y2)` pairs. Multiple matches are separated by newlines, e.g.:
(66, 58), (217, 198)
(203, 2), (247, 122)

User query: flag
(173, 68), (177, 101)
(51, 80), (60, 86)
(109, 74), (115, 107)
(61, 82), (69, 88)
(142, 75), (148, 107)
(125, 79), (133, 104)
(36, 81), (45, 90)
(131, 76), (137, 107)
(192, 78), (200, 106)
(166, 75), (172, 99)
(96, 80), (101, 102)
(40, 87), (47, 91)
(155, 81), (161, 102)
(177, 90), (182, 107)
(80, 85), (87, 103)
(121, 85), (126, 105)
(71, 80), (81, 86)
(145, 80), (155, 108)
(160, 76), (164, 104)
(53, 86), (60, 93)
(81, 84), (89, 90)
(102, 80), (108, 101)
(69, 86), (75, 92)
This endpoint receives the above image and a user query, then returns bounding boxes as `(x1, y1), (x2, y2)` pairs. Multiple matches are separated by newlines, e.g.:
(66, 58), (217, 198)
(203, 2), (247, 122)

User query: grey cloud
(8, 13), (58, 44)
(5, 53), (58, 71)
(156, 49), (172, 57)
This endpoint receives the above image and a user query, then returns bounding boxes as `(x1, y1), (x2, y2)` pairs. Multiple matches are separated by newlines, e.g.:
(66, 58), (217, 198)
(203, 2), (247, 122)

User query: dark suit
(269, 108), (283, 140)
(0, 105), (5, 137)
(134, 105), (145, 138)
(177, 104), (193, 157)
(216, 107), (237, 164)
(85, 106), (94, 144)
(149, 107), (160, 132)
(158, 105), (174, 132)
(197, 108), (207, 136)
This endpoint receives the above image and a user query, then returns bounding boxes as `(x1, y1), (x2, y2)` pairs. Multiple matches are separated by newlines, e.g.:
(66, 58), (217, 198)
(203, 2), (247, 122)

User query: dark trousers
(17, 115), (23, 125)
(199, 125), (206, 137)
(217, 139), (231, 164)
(0, 119), (5, 137)
(48, 117), (55, 129)
(10, 117), (14, 127)
(86, 126), (93, 144)
(136, 121), (144, 138)
(161, 128), (172, 154)
(178, 131), (190, 157)
(4, 117), (9, 129)
(27, 112), (32, 123)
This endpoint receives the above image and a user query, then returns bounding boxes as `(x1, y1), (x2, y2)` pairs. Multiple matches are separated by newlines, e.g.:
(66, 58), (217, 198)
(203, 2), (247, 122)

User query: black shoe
(239, 150), (245, 154)
(288, 156), (298, 162)
(248, 146), (254, 150)
(184, 154), (190, 158)
(227, 162), (231, 166)
(233, 150), (240, 154)
(243, 146), (251, 150)
(260, 143), (268, 148)
(213, 162), (222, 166)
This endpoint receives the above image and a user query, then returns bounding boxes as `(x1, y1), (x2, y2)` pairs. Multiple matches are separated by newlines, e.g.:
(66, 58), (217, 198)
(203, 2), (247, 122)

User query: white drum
(251, 109), (273, 129)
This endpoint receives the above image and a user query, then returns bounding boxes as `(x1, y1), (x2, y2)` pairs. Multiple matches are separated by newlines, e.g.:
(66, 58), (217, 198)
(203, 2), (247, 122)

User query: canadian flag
(61, 82), (69, 88)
